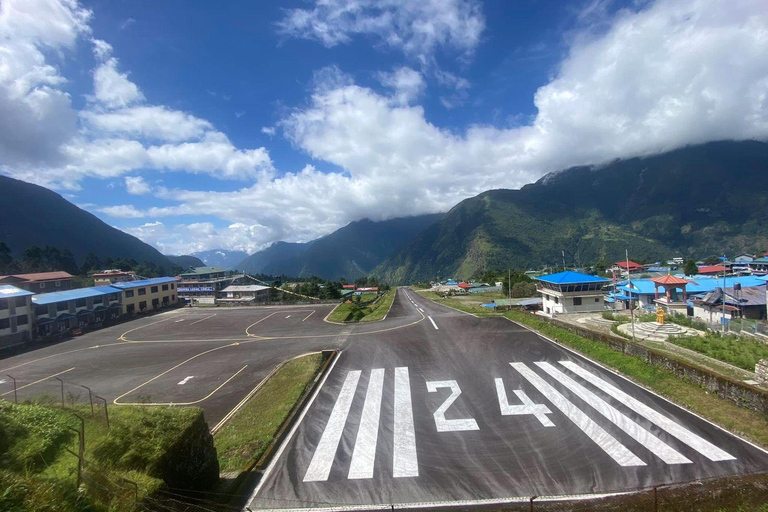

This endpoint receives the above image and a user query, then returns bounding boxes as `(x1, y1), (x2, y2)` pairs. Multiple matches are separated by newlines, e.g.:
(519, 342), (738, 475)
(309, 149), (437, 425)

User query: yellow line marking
(115, 364), (249, 407)
(112, 343), (236, 404)
(302, 310), (315, 322)
(189, 314), (217, 326)
(119, 315), (180, 341)
(1, 367), (76, 396)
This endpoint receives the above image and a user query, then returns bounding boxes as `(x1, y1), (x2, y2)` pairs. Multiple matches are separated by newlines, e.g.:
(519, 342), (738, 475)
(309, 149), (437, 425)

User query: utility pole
(722, 255), (727, 334)
(508, 269), (511, 300)
(562, 250), (566, 272)
(627, 249), (635, 342)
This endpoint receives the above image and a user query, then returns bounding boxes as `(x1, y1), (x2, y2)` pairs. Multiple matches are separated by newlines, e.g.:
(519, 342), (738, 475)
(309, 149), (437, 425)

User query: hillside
(166, 254), (205, 268)
(0, 175), (173, 267)
(374, 141), (768, 283)
(191, 249), (249, 269)
(237, 214), (444, 280)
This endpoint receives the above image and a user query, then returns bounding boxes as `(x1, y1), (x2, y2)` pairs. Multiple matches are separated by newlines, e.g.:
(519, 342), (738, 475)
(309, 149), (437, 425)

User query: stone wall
(756, 359), (768, 386)
(548, 317), (768, 415)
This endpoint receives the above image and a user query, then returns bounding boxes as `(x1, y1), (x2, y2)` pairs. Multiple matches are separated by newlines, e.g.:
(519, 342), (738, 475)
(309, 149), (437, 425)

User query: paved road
(249, 289), (768, 510)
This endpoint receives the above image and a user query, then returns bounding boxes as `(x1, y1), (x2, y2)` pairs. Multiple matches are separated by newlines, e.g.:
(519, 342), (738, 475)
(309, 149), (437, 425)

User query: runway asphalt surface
(248, 288), (768, 510)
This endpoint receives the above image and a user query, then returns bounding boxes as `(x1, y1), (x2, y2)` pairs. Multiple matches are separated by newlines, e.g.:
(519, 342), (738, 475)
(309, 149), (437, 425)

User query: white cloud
(91, 53), (144, 108)
(276, 0), (485, 62)
(121, 221), (270, 255)
(124, 175), (151, 195)
(377, 66), (425, 105)
(81, 105), (213, 142)
(261, 126), (275, 135)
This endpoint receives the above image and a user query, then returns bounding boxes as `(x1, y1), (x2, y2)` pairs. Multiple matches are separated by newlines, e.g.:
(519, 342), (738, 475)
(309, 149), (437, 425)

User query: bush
(667, 332), (768, 371)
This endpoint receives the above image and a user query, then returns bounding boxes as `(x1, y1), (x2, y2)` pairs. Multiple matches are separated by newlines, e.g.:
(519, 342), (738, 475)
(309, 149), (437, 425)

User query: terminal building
(178, 266), (243, 304)
(32, 286), (122, 337)
(535, 271), (610, 316)
(110, 277), (179, 314)
(0, 285), (34, 347)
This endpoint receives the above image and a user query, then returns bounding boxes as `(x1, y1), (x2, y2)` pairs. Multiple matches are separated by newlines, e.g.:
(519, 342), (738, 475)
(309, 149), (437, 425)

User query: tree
(80, 253), (103, 274)
(511, 281), (537, 298)
(0, 242), (11, 273)
(684, 259), (698, 276)
(704, 255), (722, 266)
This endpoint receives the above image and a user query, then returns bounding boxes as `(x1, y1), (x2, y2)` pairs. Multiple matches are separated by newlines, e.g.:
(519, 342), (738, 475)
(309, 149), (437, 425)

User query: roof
(535, 271), (610, 285)
(0, 271), (73, 282)
(615, 260), (643, 270)
(221, 285), (270, 292)
(647, 266), (671, 272)
(650, 275), (692, 286)
(92, 270), (135, 277)
(180, 266), (227, 276)
(457, 282), (473, 289)
(519, 298), (543, 306)
(0, 285), (34, 299)
(32, 286), (119, 305)
(697, 265), (726, 274)
(751, 257), (768, 264)
(696, 286), (766, 308)
(620, 275), (767, 295)
(110, 277), (179, 290)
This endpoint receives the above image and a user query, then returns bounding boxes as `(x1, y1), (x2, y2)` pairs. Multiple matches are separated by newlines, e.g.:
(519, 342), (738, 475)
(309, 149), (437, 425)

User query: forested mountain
(191, 249), (250, 269)
(374, 141), (768, 283)
(237, 214), (444, 280)
(0, 175), (173, 268)
(165, 254), (205, 268)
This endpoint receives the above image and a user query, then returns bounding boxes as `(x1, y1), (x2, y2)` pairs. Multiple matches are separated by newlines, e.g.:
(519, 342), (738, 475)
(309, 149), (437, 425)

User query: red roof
(0, 271), (74, 282)
(342, 284), (355, 289)
(615, 260), (643, 270)
(650, 275), (691, 286)
(697, 265), (726, 274)
(357, 287), (379, 292)
(457, 282), (473, 289)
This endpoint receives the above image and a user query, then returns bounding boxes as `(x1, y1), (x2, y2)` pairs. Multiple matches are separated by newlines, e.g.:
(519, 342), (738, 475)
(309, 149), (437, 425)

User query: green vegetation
(684, 258), (699, 276)
(417, 290), (500, 316)
(327, 289), (396, 322)
(503, 310), (768, 448)
(637, 311), (707, 330)
(0, 401), (217, 511)
(215, 353), (324, 472)
(667, 332), (768, 371)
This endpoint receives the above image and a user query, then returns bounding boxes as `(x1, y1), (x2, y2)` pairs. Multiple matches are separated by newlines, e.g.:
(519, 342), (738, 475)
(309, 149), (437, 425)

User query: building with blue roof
(535, 271), (610, 316)
(617, 275), (767, 309)
(0, 285), (35, 346)
(32, 286), (122, 337)
(110, 277), (180, 314)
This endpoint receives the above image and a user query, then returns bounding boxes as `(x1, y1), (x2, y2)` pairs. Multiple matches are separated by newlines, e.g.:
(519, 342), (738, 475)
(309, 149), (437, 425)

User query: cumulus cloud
(377, 67), (425, 105)
(276, 0), (485, 63)
(121, 221), (272, 255)
(124, 175), (151, 195)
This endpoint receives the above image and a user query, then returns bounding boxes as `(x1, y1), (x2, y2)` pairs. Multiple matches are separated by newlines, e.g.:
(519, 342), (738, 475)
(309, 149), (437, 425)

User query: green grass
(0, 401), (205, 511)
(214, 353), (324, 473)
(503, 310), (768, 448)
(327, 290), (395, 323)
(667, 332), (768, 371)
(416, 290), (500, 316)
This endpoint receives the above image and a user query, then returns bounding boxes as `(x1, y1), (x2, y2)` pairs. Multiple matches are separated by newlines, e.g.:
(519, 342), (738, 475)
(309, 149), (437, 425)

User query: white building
(219, 284), (271, 303)
(0, 285), (34, 347)
(535, 271), (610, 316)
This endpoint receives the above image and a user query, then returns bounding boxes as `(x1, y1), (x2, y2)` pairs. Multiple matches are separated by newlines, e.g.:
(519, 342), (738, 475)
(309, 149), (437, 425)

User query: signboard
(178, 287), (214, 292)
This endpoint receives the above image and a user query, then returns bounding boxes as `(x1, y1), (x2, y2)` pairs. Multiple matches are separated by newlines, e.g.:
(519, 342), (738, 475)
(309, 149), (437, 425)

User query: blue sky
(1, 0), (767, 255)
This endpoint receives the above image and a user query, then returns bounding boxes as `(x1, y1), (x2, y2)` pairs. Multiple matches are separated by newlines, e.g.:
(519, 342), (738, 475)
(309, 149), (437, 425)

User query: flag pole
(627, 249), (635, 342)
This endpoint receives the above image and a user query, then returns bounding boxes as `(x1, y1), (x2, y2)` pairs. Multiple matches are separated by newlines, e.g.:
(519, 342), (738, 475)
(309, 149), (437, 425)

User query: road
(248, 288), (768, 510)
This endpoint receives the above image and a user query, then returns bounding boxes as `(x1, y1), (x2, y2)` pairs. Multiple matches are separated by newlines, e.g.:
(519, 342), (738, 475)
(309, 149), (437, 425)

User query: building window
(40, 282), (45, 289)
(75, 298), (86, 308)
(36, 305), (48, 316)
(125, 290), (134, 298)
(171, 283), (175, 289)
(162, 296), (169, 304)
(573, 297), (582, 306)
(0, 318), (9, 330)
(152, 298), (159, 307)
(151, 286), (158, 293)
(595, 298), (600, 302)
(138, 288), (146, 296)
(127, 304), (135, 314)
(56, 302), (68, 311)
(16, 315), (28, 326)
(162, 284), (169, 291)
(554, 296), (559, 304)
(109, 294), (118, 301)
(55, 281), (61, 287)
(93, 296), (103, 304)
(0, 299), (7, 310)
(139, 301), (147, 310)
(172, 294), (175, 301)
(14, 297), (27, 308)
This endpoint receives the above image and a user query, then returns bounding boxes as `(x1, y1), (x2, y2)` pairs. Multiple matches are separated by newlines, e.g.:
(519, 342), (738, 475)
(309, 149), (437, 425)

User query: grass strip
(666, 332), (768, 371)
(360, 289), (396, 322)
(504, 310), (768, 448)
(214, 353), (324, 473)
(327, 289), (396, 323)
(416, 290), (499, 316)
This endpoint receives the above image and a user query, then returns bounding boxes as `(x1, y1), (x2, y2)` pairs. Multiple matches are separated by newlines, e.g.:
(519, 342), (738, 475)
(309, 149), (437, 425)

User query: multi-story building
(535, 271), (610, 316)
(0, 271), (74, 294)
(0, 285), (34, 347)
(178, 266), (242, 303)
(110, 277), (180, 314)
(32, 286), (122, 337)
(92, 269), (137, 286)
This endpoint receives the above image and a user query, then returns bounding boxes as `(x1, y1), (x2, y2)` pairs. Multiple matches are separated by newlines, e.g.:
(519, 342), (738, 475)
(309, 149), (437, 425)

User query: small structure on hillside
(535, 271), (609, 316)
(651, 274), (693, 315)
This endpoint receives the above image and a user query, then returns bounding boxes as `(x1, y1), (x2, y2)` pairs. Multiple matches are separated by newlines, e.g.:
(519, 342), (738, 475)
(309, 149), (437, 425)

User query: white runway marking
(177, 376), (194, 385)
(559, 361), (736, 461)
(286, 315), (291, 319)
(174, 319), (186, 323)
(393, 367), (418, 477)
(495, 378), (554, 427)
(349, 369), (385, 479)
(428, 316), (439, 330)
(511, 362), (645, 467)
(536, 363), (691, 464)
(304, 370), (361, 482)
(418, 307), (425, 313)
(427, 380), (479, 432)
(189, 314), (216, 326)
(303, 311), (315, 321)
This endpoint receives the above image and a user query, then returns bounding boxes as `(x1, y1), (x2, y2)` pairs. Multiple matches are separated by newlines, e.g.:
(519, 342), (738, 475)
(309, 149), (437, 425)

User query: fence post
(7, 374), (17, 403)
(120, 478), (139, 502)
(95, 395), (109, 428)
(55, 377), (65, 407)
(80, 384), (94, 415)
(65, 448), (82, 489)
(529, 495), (537, 512)
(654, 485), (658, 512)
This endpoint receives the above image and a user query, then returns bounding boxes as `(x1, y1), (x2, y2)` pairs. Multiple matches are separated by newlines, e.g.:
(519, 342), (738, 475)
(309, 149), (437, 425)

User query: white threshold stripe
(536, 363), (691, 465)
(511, 363), (645, 467)
(495, 378), (554, 427)
(188, 314), (216, 326)
(303, 370), (361, 482)
(428, 316), (438, 330)
(559, 361), (736, 461)
(393, 367), (418, 477)
(348, 369), (385, 479)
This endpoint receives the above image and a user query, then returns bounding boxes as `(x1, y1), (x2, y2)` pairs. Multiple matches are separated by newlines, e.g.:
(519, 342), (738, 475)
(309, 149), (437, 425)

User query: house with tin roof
(0, 285), (35, 346)
(535, 271), (610, 316)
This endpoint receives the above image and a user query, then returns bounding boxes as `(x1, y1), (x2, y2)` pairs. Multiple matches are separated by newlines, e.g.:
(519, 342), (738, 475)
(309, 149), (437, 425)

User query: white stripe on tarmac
(428, 316), (438, 330)
(559, 361), (736, 461)
(536, 363), (691, 465)
(393, 367), (418, 477)
(348, 369), (385, 479)
(189, 314), (216, 326)
(511, 362), (645, 467)
(303, 370), (361, 482)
